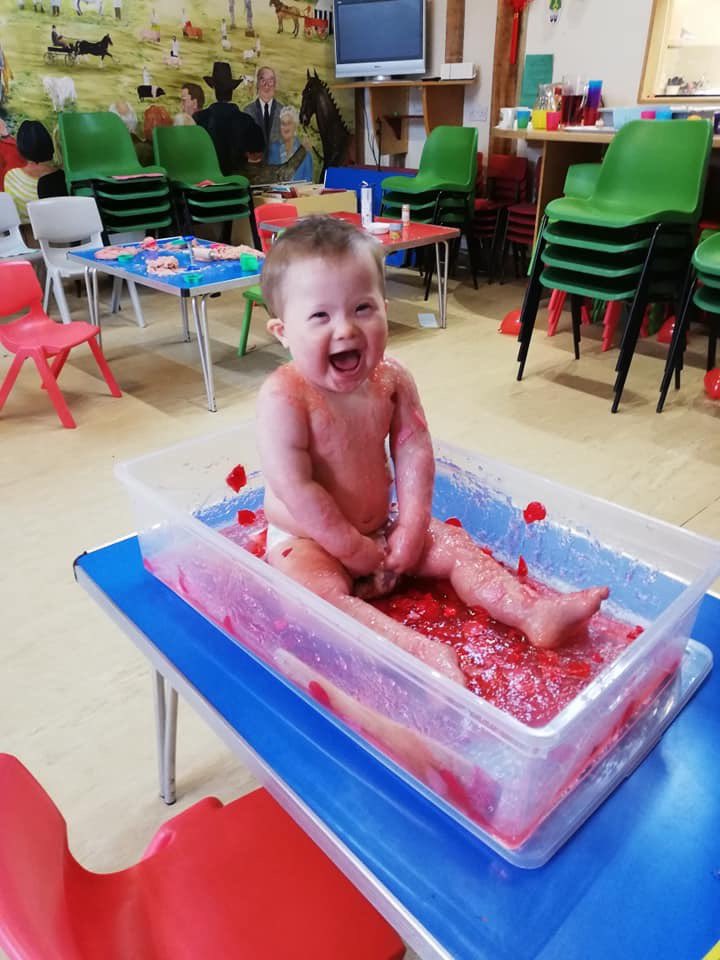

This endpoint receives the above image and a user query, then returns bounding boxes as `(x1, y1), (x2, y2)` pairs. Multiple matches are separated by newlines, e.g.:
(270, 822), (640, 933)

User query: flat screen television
(333, 0), (426, 79)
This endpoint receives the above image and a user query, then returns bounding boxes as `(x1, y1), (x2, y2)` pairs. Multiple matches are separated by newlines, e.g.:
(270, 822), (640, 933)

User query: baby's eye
(356, 302), (371, 313)
(309, 311), (328, 321)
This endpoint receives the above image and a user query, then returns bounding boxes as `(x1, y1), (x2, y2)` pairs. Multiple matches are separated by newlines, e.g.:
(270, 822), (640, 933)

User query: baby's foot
(524, 587), (609, 649)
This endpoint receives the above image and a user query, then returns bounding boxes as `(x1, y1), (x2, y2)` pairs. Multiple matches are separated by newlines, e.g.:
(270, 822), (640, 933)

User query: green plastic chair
(58, 112), (166, 188)
(153, 126), (252, 231)
(381, 126), (478, 195)
(546, 120), (713, 228)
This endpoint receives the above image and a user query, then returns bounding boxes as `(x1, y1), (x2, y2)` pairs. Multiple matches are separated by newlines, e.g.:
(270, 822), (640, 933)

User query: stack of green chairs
(516, 119), (713, 412)
(153, 126), (258, 245)
(58, 112), (173, 234)
(380, 125), (479, 289)
(657, 231), (720, 411)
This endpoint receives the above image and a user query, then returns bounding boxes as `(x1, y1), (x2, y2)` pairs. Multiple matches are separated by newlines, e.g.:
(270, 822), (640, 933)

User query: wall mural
(0, 0), (353, 182)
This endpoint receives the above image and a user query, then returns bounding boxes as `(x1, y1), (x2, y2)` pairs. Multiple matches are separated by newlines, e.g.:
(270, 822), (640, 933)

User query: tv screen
(334, 0), (426, 79)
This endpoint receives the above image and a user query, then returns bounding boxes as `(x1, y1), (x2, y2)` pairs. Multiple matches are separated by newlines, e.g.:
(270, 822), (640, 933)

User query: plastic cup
(531, 109), (547, 130)
(240, 253), (259, 272)
(641, 110), (656, 120)
(655, 107), (672, 120)
(516, 108), (530, 130)
(184, 271), (203, 285)
(546, 111), (561, 131)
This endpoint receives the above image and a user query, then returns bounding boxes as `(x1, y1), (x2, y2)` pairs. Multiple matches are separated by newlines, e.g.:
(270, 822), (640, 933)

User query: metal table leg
(153, 669), (178, 804)
(190, 293), (217, 412)
(180, 295), (191, 342)
(435, 241), (450, 329)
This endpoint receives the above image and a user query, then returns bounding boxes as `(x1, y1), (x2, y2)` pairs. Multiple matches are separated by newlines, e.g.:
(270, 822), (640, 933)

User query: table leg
(191, 294), (217, 412)
(180, 295), (191, 342)
(153, 669), (178, 804)
(435, 241), (450, 329)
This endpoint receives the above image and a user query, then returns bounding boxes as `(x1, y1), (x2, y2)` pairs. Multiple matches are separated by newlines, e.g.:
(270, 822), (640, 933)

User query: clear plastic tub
(116, 423), (720, 866)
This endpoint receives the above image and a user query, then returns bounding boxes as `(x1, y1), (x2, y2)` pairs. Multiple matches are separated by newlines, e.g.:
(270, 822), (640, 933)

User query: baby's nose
(334, 313), (357, 337)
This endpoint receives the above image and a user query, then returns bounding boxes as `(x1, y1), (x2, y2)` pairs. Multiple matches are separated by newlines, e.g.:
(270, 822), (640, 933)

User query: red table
(259, 212), (460, 329)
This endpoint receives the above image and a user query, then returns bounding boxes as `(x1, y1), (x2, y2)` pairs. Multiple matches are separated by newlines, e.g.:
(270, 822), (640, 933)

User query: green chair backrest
(59, 112), (145, 182)
(563, 163), (601, 200)
(418, 125), (478, 192)
(592, 119), (712, 221)
(153, 125), (224, 184)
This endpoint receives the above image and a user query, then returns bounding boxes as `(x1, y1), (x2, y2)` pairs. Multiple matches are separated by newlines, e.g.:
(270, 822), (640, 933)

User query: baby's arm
(257, 377), (383, 576)
(385, 361), (434, 574)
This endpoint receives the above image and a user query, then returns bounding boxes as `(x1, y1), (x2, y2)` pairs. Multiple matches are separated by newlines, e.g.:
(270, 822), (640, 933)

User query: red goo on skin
(281, 547), (293, 558)
(225, 464), (247, 492)
(309, 681), (332, 709)
(517, 556), (528, 577)
(237, 509), (256, 525)
(523, 501), (547, 524)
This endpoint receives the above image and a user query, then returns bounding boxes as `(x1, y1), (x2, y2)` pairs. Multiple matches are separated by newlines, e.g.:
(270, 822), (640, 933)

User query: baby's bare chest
(306, 391), (394, 471)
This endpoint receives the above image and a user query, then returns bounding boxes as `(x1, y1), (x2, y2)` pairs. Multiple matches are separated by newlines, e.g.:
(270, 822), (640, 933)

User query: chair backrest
(0, 261), (45, 317)
(0, 755), (85, 960)
(28, 197), (104, 272)
(0, 193), (30, 259)
(254, 202), (298, 252)
(152, 124), (224, 183)
(58, 112), (143, 183)
(419, 125), (478, 191)
(486, 154), (528, 203)
(594, 119), (712, 221)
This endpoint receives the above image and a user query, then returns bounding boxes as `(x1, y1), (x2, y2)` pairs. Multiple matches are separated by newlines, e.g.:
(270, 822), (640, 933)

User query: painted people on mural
(175, 82), (205, 125)
(195, 61), (264, 174)
(244, 66), (282, 162)
(268, 105), (313, 182)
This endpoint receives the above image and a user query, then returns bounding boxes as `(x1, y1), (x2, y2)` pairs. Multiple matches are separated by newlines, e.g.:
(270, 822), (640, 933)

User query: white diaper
(265, 522), (296, 554)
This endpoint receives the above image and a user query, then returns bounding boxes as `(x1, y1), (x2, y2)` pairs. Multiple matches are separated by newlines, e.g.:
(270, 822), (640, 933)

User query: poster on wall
(0, 0), (354, 182)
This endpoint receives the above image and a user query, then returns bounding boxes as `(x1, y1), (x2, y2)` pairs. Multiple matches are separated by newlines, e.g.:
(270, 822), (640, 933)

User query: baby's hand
(340, 534), (385, 577)
(385, 522), (428, 575)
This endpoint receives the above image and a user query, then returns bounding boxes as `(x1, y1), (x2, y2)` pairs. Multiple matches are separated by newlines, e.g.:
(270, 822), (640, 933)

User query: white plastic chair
(27, 196), (145, 327)
(0, 193), (43, 264)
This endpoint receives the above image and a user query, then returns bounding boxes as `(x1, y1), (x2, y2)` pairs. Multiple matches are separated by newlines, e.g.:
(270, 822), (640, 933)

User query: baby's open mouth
(329, 349), (362, 372)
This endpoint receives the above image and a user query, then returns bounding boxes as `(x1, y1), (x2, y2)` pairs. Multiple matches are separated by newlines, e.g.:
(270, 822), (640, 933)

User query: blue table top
(71, 237), (262, 293)
(75, 536), (720, 960)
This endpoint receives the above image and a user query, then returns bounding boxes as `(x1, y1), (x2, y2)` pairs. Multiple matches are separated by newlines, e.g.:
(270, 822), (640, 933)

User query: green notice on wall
(519, 54), (554, 108)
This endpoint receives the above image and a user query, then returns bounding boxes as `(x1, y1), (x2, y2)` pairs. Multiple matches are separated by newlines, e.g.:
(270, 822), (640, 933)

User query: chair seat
(243, 283), (264, 304)
(474, 198), (502, 212)
(693, 232), (720, 274)
(0, 316), (98, 354)
(382, 173), (471, 195)
(507, 202), (536, 218)
(546, 194), (697, 228)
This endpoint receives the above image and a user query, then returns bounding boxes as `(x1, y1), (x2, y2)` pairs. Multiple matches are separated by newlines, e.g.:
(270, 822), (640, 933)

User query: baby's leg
(268, 536), (464, 685)
(415, 520), (609, 649)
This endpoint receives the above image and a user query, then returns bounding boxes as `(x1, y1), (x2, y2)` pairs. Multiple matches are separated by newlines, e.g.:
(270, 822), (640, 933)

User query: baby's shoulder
(258, 364), (309, 413)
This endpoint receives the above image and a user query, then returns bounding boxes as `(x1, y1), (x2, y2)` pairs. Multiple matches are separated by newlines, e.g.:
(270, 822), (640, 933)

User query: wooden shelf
(338, 79), (472, 158)
(333, 78), (474, 89)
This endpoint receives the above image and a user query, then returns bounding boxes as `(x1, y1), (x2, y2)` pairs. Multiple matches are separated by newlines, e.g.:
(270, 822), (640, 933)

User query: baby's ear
(266, 316), (287, 345)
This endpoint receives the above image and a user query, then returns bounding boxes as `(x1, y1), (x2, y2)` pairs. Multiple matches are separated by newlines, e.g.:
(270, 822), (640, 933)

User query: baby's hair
(261, 215), (386, 316)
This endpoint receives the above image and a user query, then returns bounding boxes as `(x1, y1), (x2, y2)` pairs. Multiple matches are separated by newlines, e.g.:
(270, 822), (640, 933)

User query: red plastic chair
(0, 754), (406, 960)
(0, 261), (121, 429)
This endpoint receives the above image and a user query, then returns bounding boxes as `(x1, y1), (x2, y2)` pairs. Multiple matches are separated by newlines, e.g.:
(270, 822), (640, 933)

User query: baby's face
(269, 252), (387, 393)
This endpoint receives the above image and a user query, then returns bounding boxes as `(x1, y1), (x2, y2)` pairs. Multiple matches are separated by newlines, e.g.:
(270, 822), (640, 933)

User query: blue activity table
(75, 536), (720, 960)
(69, 239), (262, 412)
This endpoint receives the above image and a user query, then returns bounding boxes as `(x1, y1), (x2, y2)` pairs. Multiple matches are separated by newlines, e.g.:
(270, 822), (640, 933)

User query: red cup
(546, 111), (561, 131)
(641, 110), (656, 119)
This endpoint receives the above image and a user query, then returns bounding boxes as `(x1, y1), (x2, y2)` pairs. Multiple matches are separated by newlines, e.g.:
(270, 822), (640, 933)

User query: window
(640, 0), (720, 100)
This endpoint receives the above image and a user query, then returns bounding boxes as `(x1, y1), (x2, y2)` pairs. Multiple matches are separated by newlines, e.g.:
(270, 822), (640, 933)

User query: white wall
(524, 0), (655, 106)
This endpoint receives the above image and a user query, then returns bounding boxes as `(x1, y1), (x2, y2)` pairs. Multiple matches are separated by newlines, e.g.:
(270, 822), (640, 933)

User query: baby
(256, 217), (608, 684)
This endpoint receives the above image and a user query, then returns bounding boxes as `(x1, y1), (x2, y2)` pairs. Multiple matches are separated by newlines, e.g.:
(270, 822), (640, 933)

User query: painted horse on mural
(269, 0), (301, 37)
(299, 69), (352, 174)
(75, 34), (114, 62)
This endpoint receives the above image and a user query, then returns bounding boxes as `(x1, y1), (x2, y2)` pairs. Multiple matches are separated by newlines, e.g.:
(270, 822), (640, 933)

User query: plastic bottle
(360, 182), (372, 229)
(401, 203), (410, 226)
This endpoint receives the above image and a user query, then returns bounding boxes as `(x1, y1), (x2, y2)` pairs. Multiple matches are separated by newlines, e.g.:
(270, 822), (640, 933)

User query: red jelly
(517, 556), (528, 577)
(523, 501), (547, 524)
(445, 517), (463, 527)
(237, 509), (256, 526)
(225, 464), (247, 492)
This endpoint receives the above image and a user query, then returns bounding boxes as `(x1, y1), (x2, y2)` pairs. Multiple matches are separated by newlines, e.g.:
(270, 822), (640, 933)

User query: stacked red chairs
(496, 158), (541, 282)
(472, 153), (528, 282)
(0, 260), (121, 429)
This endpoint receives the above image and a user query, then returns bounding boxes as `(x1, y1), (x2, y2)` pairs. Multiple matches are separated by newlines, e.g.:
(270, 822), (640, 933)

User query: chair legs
(238, 298), (254, 357)
(0, 339), (121, 429)
(657, 265), (696, 413)
(517, 216), (548, 380)
(48, 272), (73, 325)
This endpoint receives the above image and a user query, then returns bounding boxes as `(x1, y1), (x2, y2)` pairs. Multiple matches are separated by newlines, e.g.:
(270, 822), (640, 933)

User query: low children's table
(258, 212), (461, 329)
(75, 535), (720, 960)
(68, 239), (262, 413)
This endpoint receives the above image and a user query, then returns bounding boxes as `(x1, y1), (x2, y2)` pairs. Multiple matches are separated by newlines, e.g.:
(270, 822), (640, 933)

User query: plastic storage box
(116, 424), (720, 866)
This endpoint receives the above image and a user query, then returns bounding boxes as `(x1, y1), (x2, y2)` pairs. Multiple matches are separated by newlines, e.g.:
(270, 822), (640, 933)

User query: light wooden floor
(2, 265), (720, 953)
